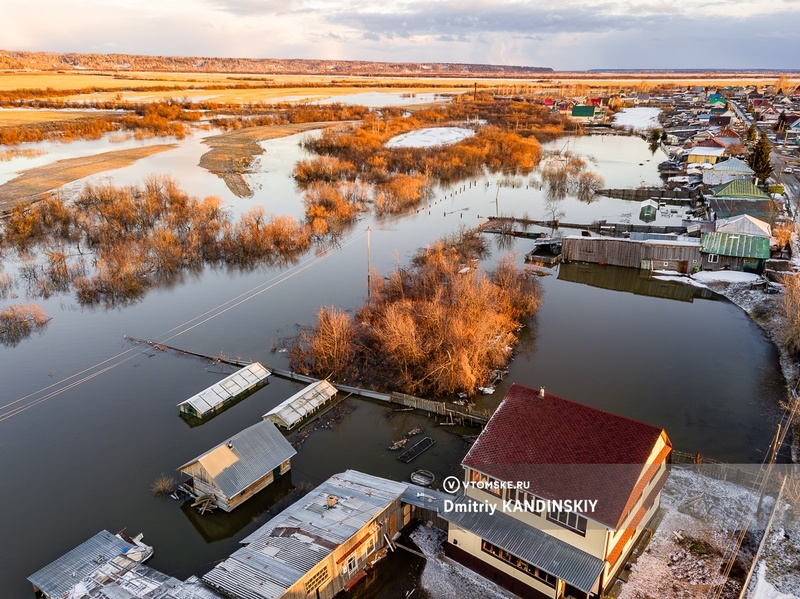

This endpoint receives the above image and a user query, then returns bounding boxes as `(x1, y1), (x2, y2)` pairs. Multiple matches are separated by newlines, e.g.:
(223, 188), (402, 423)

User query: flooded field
(0, 109), (787, 598)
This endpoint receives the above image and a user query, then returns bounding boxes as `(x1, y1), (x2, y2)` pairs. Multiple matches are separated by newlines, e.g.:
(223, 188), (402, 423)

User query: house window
(506, 488), (543, 514)
(708, 254), (719, 263)
(366, 536), (375, 556)
(548, 510), (588, 536)
(481, 540), (557, 588)
(347, 555), (357, 572)
(469, 470), (502, 497)
(304, 566), (329, 594)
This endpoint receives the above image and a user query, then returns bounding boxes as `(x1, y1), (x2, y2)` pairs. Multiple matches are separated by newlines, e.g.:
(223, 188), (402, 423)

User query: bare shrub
(151, 473), (177, 497)
(291, 229), (542, 396)
(781, 273), (800, 358)
(0, 273), (13, 299)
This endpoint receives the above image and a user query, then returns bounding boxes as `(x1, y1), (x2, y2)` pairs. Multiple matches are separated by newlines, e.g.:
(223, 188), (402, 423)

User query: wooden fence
(670, 450), (767, 491)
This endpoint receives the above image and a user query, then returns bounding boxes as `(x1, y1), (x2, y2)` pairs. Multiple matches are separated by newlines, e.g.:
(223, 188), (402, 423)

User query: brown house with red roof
(444, 384), (671, 599)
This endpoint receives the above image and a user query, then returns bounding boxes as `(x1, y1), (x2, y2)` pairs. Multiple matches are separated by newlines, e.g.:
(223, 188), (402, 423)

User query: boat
(389, 438), (408, 450)
(406, 426), (423, 437)
(410, 469), (436, 487)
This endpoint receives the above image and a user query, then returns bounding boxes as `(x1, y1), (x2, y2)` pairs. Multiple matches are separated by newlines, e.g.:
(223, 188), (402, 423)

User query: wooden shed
(561, 236), (701, 273)
(178, 420), (296, 512)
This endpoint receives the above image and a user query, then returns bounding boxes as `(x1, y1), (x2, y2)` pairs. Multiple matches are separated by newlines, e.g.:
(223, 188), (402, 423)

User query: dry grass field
(0, 144), (176, 210)
(0, 109), (102, 126)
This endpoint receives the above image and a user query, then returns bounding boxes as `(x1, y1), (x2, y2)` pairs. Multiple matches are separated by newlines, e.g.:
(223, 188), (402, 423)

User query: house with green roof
(570, 105), (604, 123)
(700, 230), (770, 273)
(710, 179), (770, 200)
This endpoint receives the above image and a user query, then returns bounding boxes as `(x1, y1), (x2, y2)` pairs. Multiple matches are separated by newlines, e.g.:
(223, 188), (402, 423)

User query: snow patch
(386, 127), (475, 148)
(752, 562), (800, 599)
(613, 107), (662, 131)
(691, 271), (763, 284)
(409, 523), (512, 599)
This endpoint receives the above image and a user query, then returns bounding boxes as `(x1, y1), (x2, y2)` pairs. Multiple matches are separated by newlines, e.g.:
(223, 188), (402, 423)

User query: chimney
(539, 387), (545, 398)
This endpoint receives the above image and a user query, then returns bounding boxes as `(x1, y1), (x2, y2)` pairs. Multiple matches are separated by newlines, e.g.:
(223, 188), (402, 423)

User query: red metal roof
(462, 384), (669, 529)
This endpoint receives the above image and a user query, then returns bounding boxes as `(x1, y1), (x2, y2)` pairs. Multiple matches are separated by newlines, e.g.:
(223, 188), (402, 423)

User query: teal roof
(710, 157), (754, 174)
(711, 179), (770, 200)
(571, 105), (596, 117)
(701, 232), (770, 259)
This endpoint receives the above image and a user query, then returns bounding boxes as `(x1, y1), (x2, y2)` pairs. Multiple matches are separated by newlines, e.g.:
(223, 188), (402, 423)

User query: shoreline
(698, 277), (799, 463)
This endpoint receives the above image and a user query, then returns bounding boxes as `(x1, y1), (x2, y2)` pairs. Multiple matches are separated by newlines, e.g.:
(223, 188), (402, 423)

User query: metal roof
(178, 420), (296, 499)
(701, 231), (771, 259)
(716, 214), (771, 238)
(28, 531), (136, 598)
(688, 146), (725, 156)
(149, 576), (226, 599)
(711, 179), (770, 200)
(709, 157), (753, 174)
(203, 470), (407, 599)
(444, 496), (605, 594)
(263, 380), (337, 429)
(178, 363), (271, 417)
(708, 198), (777, 221)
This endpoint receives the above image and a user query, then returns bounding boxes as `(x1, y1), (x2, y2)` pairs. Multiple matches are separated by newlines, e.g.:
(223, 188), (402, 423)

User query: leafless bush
(150, 473), (177, 497)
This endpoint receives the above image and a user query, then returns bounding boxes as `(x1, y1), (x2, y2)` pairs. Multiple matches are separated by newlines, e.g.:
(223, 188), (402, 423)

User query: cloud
(1, 0), (798, 69)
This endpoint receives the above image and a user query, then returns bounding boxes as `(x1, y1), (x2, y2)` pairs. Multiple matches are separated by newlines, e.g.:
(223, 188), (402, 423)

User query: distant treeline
(0, 50), (553, 76)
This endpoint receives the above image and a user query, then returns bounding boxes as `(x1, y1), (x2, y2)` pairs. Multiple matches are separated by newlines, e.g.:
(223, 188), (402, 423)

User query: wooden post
(366, 226), (371, 302)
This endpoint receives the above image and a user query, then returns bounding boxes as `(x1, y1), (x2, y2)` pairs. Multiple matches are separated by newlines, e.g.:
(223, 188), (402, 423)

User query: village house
(202, 470), (409, 599)
(444, 384), (672, 599)
(177, 419), (296, 512)
(706, 178), (776, 222)
(570, 105), (603, 123)
(700, 215), (772, 273)
(702, 157), (754, 186)
(687, 145), (725, 165)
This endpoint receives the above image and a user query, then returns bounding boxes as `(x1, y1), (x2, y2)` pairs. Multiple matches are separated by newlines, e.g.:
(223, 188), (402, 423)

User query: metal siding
(444, 498), (604, 594)
(204, 471), (407, 598)
(701, 232), (770, 259)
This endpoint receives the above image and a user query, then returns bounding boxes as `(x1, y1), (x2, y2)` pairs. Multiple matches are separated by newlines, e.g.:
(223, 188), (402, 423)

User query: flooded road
(0, 113), (787, 597)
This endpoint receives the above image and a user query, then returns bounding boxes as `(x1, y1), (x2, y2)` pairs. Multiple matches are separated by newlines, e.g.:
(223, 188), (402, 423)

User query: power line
(0, 229), (367, 424)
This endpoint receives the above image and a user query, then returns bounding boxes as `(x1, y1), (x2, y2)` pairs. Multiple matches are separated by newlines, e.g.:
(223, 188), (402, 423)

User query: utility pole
(366, 226), (371, 302)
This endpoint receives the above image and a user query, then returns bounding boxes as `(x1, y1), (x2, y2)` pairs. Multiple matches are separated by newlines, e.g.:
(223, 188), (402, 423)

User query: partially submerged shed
(178, 362), (271, 421)
(178, 420), (296, 512)
(202, 470), (408, 599)
(28, 530), (154, 599)
(263, 380), (338, 430)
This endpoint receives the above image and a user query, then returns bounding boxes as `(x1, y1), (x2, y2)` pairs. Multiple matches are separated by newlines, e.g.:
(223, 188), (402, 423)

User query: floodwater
(0, 109), (787, 598)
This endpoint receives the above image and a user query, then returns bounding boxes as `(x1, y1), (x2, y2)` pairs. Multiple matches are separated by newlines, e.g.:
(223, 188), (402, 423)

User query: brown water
(0, 130), (787, 598)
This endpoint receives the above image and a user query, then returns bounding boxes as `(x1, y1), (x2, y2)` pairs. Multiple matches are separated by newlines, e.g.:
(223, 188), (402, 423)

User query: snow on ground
(612, 107), (662, 132)
(691, 271), (763, 284)
(385, 127), (474, 148)
(752, 562), (800, 599)
(410, 522), (513, 599)
(748, 494), (800, 599)
(618, 467), (771, 599)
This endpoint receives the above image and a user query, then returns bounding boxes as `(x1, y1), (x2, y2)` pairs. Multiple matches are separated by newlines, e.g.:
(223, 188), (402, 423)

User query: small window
(347, 556), (357, 572)
(548, 510), (588, 535)
(708, 254), (719, 263)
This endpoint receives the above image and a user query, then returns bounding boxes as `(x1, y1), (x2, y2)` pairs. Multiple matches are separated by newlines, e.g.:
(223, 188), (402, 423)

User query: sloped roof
(716, 214), (771, 238)
(709, 157), (754, 175)
(716, 126), (741, 139)
(444, 496), (604, 593)
(177, 362), (271, 417)
(708, 198), (776, 221)
(203, 471), (406, 599)
(28, 531), (135, 598)
(701, 231), (770, 259)
(462, 384), (668, 529)
(571, 105), (596, 117)
(688, 146), (725, 157)
(263, 380), (338, 429)
(711, 179), (770, 200)
(179, 420), (296, 499)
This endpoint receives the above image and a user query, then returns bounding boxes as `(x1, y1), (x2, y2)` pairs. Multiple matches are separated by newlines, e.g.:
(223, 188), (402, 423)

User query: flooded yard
(0, 110), (788, 597)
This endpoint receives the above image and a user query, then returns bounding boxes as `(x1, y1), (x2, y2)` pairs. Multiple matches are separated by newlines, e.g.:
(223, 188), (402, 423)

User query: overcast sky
(3, 0), (799, 71)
